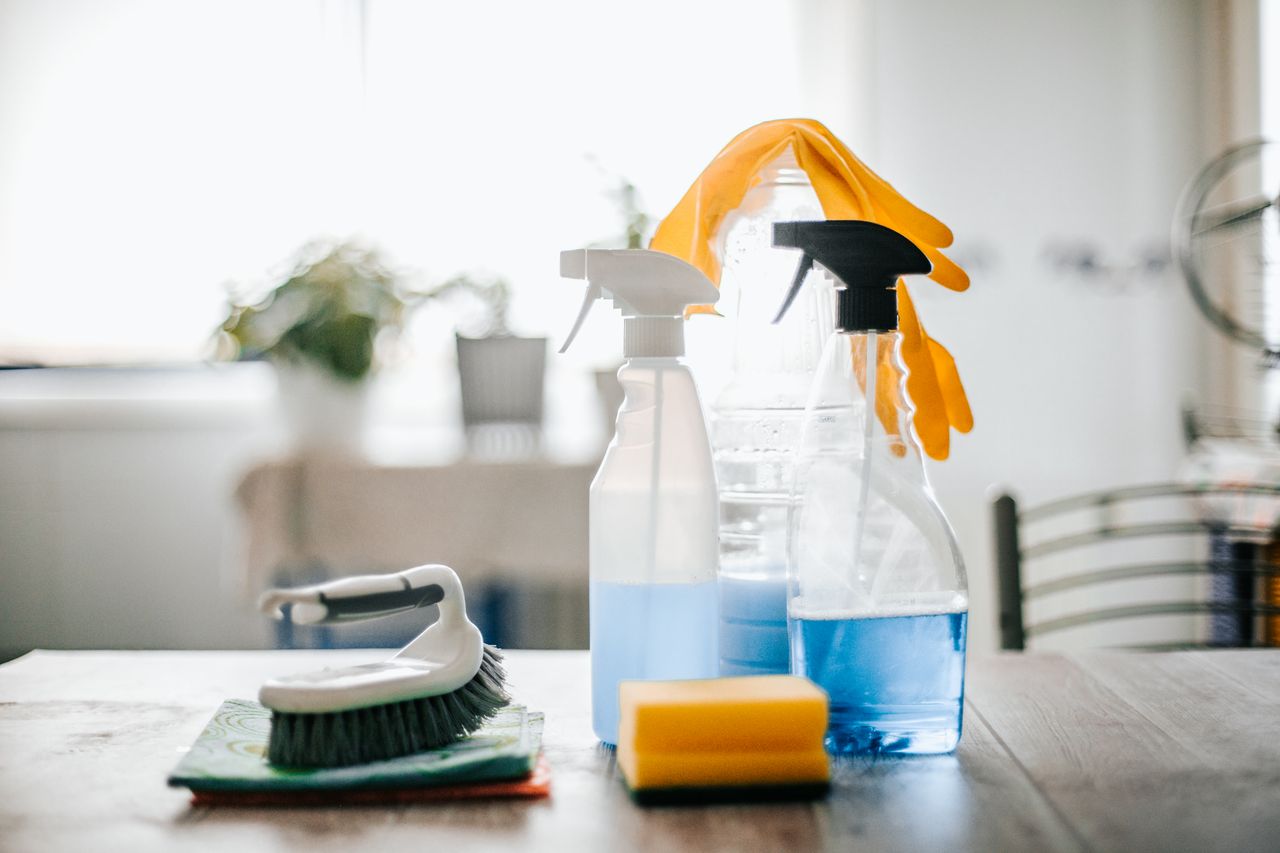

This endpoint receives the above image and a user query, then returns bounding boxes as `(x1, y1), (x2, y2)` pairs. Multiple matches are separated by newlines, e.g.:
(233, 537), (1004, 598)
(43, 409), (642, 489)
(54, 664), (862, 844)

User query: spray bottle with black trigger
(773, 220), (968, 755)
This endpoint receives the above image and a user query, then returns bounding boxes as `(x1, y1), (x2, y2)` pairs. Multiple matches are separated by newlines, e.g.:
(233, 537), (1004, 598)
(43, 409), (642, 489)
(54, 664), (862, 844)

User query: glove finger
(898, 283), (951, 460)
(926, 336), (974, 433)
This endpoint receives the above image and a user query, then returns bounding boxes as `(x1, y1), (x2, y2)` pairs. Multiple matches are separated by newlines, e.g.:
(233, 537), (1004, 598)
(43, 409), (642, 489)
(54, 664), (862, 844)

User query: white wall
(0, 368), (280, 653)
(862, 0), (1211, 651)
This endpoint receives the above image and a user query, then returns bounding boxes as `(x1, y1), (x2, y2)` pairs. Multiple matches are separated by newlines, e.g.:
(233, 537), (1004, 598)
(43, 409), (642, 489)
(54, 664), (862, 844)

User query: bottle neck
(840, 329), (914, 457)
(623, 356), (683, 368)
(715, 161), (830, 403)
(840, 329), (904, 365)
(758, 146), (807, 187)
(623, 316), (684, 359)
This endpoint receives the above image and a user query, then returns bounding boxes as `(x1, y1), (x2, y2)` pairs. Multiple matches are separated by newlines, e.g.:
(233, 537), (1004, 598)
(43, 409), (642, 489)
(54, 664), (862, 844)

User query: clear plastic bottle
(558, 248), (721, 745)
(590, 355), (719, 744)
(775, 220), (968, 755)
(714, 150), (833, 677)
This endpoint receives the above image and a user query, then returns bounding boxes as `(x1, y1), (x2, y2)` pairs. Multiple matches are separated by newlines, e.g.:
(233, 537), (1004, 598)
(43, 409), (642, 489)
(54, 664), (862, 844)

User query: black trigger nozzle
(770, 220), (932, 333)
(773, 253), (814, 324)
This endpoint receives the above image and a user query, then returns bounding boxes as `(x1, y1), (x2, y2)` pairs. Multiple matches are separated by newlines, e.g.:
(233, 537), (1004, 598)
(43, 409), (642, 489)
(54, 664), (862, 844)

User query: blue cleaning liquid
(792, 610), (967, 755)
(590, 580), (718, 745)
(719, 573), (789, 676)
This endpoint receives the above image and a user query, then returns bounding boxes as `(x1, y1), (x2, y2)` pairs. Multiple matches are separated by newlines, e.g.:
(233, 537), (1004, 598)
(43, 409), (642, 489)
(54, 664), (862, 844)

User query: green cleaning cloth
(167, 699), (542, 793)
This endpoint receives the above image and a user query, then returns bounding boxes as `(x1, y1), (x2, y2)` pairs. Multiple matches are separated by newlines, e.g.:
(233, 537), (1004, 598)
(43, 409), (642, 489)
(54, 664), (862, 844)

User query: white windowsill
(0, 363), (278, 429)
(0, 361), (606, 465)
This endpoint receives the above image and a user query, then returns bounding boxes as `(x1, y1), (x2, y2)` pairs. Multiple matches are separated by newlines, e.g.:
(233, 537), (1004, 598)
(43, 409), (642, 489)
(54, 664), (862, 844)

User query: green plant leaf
(212, 239), (412, 380)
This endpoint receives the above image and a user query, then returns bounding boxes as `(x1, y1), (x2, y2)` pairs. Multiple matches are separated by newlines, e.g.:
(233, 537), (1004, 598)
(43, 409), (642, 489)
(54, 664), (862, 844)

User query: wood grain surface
(1, 649), (1276, 852)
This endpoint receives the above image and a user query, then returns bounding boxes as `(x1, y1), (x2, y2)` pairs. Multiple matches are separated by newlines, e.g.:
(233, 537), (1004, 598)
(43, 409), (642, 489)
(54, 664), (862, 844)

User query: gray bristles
(266, 645), (510, 768)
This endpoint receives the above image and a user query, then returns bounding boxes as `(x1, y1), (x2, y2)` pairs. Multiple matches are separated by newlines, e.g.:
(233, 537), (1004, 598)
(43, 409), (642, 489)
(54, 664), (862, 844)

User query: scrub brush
(257, 564), (510, 768)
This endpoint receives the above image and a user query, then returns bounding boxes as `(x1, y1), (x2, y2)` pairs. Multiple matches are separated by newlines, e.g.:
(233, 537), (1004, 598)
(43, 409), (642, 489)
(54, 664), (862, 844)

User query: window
(0, 0), (832, 368)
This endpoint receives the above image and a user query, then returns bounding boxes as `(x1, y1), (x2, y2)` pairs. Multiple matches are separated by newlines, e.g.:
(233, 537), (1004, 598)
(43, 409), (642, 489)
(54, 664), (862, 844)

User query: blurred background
(2, 0), (1279, 659)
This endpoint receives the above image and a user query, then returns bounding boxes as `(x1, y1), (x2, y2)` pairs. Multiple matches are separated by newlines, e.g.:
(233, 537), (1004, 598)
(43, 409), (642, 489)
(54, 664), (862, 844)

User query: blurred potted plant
(215, 240), (410, 454)
(600, 176), (651, 252)
(424, 273), (546, 452)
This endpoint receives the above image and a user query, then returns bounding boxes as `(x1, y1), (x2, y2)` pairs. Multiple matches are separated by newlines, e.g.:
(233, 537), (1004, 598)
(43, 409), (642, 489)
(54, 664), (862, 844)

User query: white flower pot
(273, 358), (369, 457)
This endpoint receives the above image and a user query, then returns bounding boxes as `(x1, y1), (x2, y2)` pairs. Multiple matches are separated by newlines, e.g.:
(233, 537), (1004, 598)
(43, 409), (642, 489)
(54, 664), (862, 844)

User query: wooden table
(1, 649), (1278, 852)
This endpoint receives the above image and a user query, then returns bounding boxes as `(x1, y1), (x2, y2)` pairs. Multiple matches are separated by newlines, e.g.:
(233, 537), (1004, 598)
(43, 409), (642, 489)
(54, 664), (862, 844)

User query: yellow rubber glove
(649, 118), (972, 460)
(899, 283), (973, 459)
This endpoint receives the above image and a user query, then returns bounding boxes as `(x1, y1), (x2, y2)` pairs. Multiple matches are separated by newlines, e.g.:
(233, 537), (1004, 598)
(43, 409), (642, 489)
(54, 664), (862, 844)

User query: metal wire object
(1173, 140), (1280, 645)
(1173, 138), (1280, 356)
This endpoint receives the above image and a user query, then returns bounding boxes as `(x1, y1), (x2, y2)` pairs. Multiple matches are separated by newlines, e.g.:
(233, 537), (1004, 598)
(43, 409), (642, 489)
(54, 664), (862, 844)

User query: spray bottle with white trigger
(559, 248), (721, 746)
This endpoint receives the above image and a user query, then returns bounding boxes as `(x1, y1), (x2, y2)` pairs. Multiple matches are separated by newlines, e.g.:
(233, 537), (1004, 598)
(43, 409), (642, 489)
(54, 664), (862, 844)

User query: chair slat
(1021, 482), (1280, 523)
(1022, 522), (1272, 559)
(1112, 641), (1222, 652)
(1024, 561), (1280, 598)
(1026, 601), (1280, 637)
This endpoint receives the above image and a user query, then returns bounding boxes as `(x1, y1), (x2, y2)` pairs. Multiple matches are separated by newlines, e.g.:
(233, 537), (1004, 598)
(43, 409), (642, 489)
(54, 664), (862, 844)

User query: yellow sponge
(616, 676), (830, 804)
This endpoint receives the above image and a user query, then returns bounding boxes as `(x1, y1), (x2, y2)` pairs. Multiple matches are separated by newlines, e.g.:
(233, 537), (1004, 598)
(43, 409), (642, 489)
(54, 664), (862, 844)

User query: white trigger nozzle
(560, 281), (600, 354)
(556, 248), (718, 358)
(559, 249), (597, 354)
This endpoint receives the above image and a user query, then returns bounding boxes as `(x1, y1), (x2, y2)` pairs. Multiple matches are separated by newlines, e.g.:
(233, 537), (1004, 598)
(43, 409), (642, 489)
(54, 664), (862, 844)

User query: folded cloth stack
(168, 699), (548, 806)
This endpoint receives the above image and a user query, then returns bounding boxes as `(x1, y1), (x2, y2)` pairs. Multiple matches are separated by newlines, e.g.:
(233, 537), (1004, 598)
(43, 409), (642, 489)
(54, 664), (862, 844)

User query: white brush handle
(258, 565), (485, 713)
(258, 565), (453, 625)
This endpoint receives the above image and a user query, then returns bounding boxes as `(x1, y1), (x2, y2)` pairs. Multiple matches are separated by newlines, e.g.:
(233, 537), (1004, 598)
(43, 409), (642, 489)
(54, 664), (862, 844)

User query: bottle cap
(772, 221), (932, 332)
